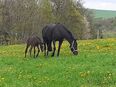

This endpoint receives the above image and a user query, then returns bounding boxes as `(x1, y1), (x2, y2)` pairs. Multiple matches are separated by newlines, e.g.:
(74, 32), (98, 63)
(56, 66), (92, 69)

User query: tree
(0, 0), (87, 44)
(51, 0), (85, 39)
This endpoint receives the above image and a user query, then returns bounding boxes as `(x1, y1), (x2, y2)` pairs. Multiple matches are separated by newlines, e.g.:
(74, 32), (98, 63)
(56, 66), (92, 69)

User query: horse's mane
(62, 25), (74, 39)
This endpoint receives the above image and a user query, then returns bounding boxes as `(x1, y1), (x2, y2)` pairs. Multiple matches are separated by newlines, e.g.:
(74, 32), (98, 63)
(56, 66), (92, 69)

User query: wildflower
(96, 46), (100, 50)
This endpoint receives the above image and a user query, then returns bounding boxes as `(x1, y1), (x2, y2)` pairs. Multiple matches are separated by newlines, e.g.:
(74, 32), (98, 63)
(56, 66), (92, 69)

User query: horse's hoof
(51, 55), (54, 57)
(36, 55), (38, 58)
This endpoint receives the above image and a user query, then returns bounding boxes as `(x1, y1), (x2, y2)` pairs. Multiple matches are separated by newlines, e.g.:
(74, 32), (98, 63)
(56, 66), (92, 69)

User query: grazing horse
(25, 36), (43, 58)
(42, 23), (78, 57)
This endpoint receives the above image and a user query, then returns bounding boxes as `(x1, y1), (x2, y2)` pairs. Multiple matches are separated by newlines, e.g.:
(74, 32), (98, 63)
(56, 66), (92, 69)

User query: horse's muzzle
(73, 51), (78, 55)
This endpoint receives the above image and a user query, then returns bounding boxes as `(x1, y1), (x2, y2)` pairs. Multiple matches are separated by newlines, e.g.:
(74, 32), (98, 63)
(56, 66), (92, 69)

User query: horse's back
(42, 23), (71, 41)
(27, 36), (41, 46)
(52, 24), (71, 40)
(42, 24), (56, 41)
(42, 24), (56, 34)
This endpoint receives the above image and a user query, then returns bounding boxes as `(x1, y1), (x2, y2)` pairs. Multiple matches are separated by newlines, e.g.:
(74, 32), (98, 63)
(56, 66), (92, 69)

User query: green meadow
(0, 38), (116, 87)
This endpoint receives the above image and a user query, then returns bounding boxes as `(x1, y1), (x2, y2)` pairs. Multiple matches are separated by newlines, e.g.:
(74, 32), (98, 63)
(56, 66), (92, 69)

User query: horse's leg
(57, 40), (63, 56)
(36, 45), (40, 58)
(29, 46), (33, 57)
(49, 41), (52, 51)
(34, 46), (36, 58)
(44, 43), (47, 56)
(25, 44), (29, 58)
(46, 42), (49, 56)
(51, 41), (56, 57)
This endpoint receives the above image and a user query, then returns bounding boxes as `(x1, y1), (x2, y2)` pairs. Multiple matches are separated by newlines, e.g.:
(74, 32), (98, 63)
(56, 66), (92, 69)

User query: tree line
(0, 0), (95, 45)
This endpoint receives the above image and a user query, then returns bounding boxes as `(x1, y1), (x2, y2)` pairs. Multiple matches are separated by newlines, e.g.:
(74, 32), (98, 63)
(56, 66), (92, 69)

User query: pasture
(94, 9), (116, 19)
(0, 38), (116, 87)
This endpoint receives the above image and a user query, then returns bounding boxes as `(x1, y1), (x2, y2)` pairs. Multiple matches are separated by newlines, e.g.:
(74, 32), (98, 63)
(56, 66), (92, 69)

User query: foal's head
(70, 39), (78, 55)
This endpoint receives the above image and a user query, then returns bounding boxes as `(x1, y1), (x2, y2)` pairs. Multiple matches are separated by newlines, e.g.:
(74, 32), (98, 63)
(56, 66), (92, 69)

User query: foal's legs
(44, 43), (47, 56)
(25, 44), (30, 58)
(33, 46), (36, 58)
(29, 46), (33, 57)
(36, 45), (40, 57)
(51, 41), (56, 57)
(57, 40), (63, 56)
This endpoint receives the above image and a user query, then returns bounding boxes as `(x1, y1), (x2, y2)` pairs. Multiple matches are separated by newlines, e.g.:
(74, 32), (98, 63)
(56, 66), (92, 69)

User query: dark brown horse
(25, 36), (43, 58)
(42, 23), (78, 57)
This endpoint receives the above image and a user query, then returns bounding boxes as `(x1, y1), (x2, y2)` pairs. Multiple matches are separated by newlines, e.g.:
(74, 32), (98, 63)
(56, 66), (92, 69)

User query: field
(93, 9), (116, 19)
(103, 31), (116, 38)
(0, 38), (116, 87)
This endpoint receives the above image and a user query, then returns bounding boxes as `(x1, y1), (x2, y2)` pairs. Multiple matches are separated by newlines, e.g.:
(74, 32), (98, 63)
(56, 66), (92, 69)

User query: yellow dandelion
(96, 46), (100, 50)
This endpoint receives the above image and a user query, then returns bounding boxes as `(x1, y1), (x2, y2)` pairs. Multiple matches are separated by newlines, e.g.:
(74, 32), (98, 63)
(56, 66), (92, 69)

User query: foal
(25, 36), (43, 58)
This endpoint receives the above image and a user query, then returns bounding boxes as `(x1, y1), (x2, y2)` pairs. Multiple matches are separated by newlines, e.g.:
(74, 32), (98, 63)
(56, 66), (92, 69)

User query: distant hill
(93, 9), (116, 19)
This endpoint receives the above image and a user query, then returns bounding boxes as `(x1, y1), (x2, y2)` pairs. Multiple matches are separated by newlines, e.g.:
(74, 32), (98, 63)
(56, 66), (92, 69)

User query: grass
(0, 38), (116, 87)
(93, 9), (116, 19)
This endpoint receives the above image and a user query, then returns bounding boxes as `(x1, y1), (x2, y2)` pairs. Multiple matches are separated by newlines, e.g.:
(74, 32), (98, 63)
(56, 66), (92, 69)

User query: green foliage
(93, 17), (116, 38)
(0, 0), (86, 43)
(40, 0), (55, 24)
(86, 9), (116, 39)
(0, 38), (116, 87)
(65, 0), (84, 39)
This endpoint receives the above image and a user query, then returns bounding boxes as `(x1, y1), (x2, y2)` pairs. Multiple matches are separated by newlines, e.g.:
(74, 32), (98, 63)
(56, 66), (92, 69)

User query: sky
(83, 0), (116, 11)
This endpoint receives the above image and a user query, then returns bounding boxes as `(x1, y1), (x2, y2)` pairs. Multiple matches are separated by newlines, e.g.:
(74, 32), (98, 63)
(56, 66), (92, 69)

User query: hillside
(93, 9), (116, 19)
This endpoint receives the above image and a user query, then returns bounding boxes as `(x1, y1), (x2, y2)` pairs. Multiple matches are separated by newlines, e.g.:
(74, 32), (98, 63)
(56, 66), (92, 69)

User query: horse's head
(70, 39), (78, 55)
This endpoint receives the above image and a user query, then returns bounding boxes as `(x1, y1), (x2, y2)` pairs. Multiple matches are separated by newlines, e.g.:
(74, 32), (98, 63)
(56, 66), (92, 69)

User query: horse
(25, 36), (43, 58)
(42, 23), (78, 57)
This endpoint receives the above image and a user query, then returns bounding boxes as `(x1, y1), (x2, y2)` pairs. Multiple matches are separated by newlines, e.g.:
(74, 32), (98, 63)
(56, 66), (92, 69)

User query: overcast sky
(83, 0), (116, 11)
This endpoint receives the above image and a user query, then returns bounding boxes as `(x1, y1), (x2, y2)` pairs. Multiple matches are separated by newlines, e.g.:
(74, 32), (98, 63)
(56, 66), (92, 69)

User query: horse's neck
(64, 33), (74, 44)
